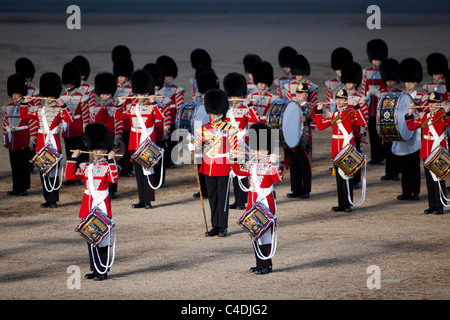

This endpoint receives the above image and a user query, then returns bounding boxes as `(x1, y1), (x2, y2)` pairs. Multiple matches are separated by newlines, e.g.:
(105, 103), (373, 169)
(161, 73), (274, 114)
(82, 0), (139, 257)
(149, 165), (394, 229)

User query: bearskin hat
(62, 62), (81, 88)
(113, 56), (134, 79)
(243, 54), (262, 74)
(84, 123), (113, 152)
(156, 55), (178, 78)
(367, 39), (388, 62)
(251, 61), (274, 86)
(248, 122), (272, 154)
(39, 72), (62, 98)
(399, 58), (423, 83)
(341, 62), (363, 87)
(196, 71), (219, 95)
(290, 54), (311, 76)
(204, 88), (229, 116)
(7, 73), (28, 98)
(331, 47), (353, 71)
(190, 48), (212, 70)
(426, 53), (448, 76)
(278, 46), (297, 68)
(223, 72), (247, 97)
(380, 58), (400, 83)
(131, 69), (155, 95)
(71, 55), (91, 81)
(94, 72), (117, 96)
(143, 63), (165, 89)
(15, 57), (35, 80)
(111, 45), (131, 62)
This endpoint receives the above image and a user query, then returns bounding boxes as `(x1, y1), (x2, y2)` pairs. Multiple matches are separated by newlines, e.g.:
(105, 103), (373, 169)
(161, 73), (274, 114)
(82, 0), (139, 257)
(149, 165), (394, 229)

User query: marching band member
(192, 88), (240, 237)
(224, 72), (260, 210)
(189, 48), (212, 102)
(65, 123), (119, 281)
(378, 58), (402, 181)
(243, 53), (262, 96)
(3, 74), (33, 196)
(231, 122), (283, 275)
(247, 61), (279, 123)
(285, 54), (319, 104)
(90, 72), (123, 198)
(423, 53), (448, 102)
(406, 92), (450, 215)
(118, 69), (164, 209)
(274, 46), (297, 100)
(393, 58), (425, 201)
(72, 55), (96, 112)
(22, 72), (73, 208)
(325, 48), (353, 104)
(315, 89), (367, 212)
(286, 83), (313, 199)
(361, 39), (388, 165)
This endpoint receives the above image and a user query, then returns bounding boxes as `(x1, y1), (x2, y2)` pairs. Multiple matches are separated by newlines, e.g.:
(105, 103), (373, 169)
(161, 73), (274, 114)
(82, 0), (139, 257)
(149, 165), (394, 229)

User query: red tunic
(90, 100), (123, 146)
(3, 102), (33, 151)
(61, 91), (90, 138)
(361, 67), (386, 117)
(247, 90), (280, 122)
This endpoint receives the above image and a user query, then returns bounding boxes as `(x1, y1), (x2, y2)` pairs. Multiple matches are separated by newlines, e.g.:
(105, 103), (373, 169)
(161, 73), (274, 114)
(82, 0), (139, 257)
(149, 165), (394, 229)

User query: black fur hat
(39, 72), (62, 98)
(341, 62), (363, 87)
(278, 46), (297, 68)
(243, 54), (262, 73)
(204, 88), (229, 116)
(7, 73), (28, 98)
(331, 47), (353, 71)
(71, 55), (90, 81)
(399, 58), (423, 83)
(131, 69), (155, 95)
(15, 57), (35, 80)
(289, 54), (310, 76)
(111, 45), (131, 62)
(190, 48), (212, 70)
(426, 53), (448, 76)
(94, 72), (117, 96)
(84, 123), (113, 152)
(367, 39), (388, 62)
(113, 56), (134, 79)
(62, 62), (81, 88)
(251, 61), (274, 86)
(143, 63), (165, 89)
(196, 71), (219, 95)
(223, 72), (247, 97)
(380, 58), (400, 83)
(156, 55), (178, 78)
(248, 122), (272, 154)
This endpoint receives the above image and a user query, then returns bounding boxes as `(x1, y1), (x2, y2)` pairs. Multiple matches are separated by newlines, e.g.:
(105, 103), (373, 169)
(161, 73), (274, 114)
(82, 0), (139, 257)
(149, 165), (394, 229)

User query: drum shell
(424, 147), (450, 180)
(237, 202), (277, 240)
(377, 92), (414, 142)
(75, 207), (115, 247)
(30, 143), (63, 175)
(333, 144), (365, 177)
(266, 100), (303, 149)
(131, 137), (163, 170)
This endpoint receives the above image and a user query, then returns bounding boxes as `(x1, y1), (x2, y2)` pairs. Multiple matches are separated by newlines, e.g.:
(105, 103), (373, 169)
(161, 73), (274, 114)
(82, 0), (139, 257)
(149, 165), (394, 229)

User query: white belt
(7, 125), (29, 131)
(131, 127), (143, 133)
(85, 189), (109, 197)
(332, 133), (354, 140)
(205, 152), (230, 158)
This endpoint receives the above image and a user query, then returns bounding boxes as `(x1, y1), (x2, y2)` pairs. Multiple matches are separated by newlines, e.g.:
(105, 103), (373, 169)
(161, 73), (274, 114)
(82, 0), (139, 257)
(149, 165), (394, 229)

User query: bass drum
(377, 92), (414, 142)
(176, 102), (209, 136)
(266, 100), (303, 148)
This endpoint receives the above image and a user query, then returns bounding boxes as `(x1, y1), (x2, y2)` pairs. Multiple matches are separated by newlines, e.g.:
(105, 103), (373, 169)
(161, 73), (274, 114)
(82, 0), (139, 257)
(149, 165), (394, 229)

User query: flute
(228, 98), (256, 102)
(407, 105), (448, 109)
(70, 150), (123, 157)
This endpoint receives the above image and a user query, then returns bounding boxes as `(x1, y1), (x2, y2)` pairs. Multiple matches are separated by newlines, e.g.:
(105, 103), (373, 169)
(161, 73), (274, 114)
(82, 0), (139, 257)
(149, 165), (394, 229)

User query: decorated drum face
(424, 146), (450, 180)
(266, 100), (303, 148)
(377, 92), (414, 142)
(176, 102), (209, 135)
(333, 144), (365, 177)
(237, 202), (277, 240)
(132, 137), (163, 170)
(75, 207), (115, 247)
(30, 143), (63, 175)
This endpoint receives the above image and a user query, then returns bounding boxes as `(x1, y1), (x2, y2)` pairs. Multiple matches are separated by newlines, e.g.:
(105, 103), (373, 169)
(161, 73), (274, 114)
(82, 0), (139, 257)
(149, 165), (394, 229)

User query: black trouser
(335, 165), (353, 208)
(383, 141), (400, 178)
(205, 175), (230, 229)
(232, 176), (248, 205)
(255, 244), (272, 269)
(368, 116), (383, 163)
(425, 168), (446, 209)
(286, 147), (311, 194)
(9, 149), (30, 192)
(153, 140), (166, 187)
(87, 243), (109, 274)
(397, 150), (421, 197)
(134, 160), (155, 203)
(197, 164), (208, 197)
(40, 168), (59, 203)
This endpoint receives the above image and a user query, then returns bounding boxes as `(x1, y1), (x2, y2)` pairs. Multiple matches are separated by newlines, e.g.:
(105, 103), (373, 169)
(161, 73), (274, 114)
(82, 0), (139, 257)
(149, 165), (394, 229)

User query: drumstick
(70, 150), (123, 157)
(124, 95), (164, 99)
(407, 105), (447, 109)
(228, 98), (256, 102)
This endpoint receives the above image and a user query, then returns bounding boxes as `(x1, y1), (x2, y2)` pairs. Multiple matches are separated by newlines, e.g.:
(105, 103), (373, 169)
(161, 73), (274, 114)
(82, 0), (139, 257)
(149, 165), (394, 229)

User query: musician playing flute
(65, 123), (119, 281)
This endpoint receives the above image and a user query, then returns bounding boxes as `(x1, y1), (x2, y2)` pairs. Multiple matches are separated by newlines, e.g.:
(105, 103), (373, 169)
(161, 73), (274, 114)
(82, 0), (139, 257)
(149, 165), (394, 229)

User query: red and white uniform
(247, 89), (280, 122)
(3, 101), (34, 150)
(90, 99), (123, 146)
(423, 80), (448, 102)
(325, 77), (345, 102)
(274, 75), (295, 100)
(361, 67), (386, 117)
(285, 79), (319, 104)
(61, 90), (90, 139)
(226, 101), (260, 133)
(158, 81), (184, 131)
(78, 81), (96, 113)
(246, 80), (258, 96)
(406, 110), (450, 160)
(346, 90), (369, 139)
(114, 80), (133, 132)
(65, 158), (119, 219)
(190, 77), (201, 103)
(155, 89), (174, 141)
(315, 106), (367, 159)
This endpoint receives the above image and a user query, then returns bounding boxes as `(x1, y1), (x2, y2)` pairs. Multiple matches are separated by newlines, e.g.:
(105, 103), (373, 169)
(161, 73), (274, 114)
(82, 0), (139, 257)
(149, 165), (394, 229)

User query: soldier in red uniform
(325, 48), (353, 103)
(315, 89), (367, 212)
(189, 48), (212, 103)
(406, 92), (450, 215)
(285, 54), (319, 104)
(242, 53), (262, 96)
(423, 53), (448, 102)
(193, 89), (239, 237)
(274, 46), (297, 100)
(3, 74), (33, 196)
(72, 55), (96, 113)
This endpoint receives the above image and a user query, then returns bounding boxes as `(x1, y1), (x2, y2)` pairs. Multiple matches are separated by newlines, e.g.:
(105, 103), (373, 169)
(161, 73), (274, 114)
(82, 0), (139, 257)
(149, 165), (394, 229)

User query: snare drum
(30, 143), (63, 175)
(176, 102), (209, 134)
(75, 207), (115, 247)
(377, 92), (414, 142)
(237, 202), (277, 240)
(132, 137), (164, 170)
(424, 147), (450, 180)
(266, 100), (303, 148)
(333, 144), (366, 177)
